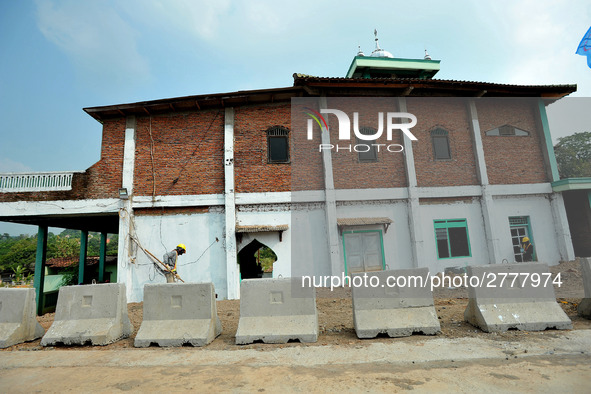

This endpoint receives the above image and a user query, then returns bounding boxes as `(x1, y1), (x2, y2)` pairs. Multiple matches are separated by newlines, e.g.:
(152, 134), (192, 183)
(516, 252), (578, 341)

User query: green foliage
(60, 266), (79, 287)
(0, 230), (118, 279)
(49, 230), (118, 257)
(554, 131), (591, 178)
(0, 236), (37, 275)
(256, 246), (277, 272)
(12, 264), (28, 283)
(47, 234), (80, 259)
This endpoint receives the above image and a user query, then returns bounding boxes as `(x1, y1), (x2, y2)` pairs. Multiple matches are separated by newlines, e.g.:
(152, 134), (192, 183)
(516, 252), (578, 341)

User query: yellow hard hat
(522, 237), (530, 243)
(176, 243), (186, 251)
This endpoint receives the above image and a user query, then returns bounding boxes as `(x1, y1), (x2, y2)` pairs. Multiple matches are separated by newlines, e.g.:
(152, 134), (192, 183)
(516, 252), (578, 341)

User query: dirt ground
(2, 259), (590, 352)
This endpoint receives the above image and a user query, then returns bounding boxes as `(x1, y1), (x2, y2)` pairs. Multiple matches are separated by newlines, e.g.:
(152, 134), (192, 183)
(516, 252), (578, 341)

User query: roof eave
(83, 86), (305, 122)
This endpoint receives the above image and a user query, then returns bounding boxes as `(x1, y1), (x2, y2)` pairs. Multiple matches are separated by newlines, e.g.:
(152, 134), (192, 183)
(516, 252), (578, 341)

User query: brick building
(0, 42), (578, 302)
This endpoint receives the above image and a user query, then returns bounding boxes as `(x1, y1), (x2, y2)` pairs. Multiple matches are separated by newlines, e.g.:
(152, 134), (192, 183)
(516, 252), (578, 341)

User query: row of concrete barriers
(1, 260), (590, 348)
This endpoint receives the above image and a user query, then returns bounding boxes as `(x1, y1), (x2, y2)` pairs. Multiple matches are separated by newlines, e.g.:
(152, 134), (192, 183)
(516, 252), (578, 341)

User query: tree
(0, 236), (37, 275)
(554, 131), (591, 179)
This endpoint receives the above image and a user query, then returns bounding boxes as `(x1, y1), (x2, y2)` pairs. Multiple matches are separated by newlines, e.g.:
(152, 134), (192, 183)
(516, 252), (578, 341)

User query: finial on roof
(371, 29), (393, 58)
(357, 45), (365, 56)
(374, 29), (381, 50)
(424, 49), (432, 60)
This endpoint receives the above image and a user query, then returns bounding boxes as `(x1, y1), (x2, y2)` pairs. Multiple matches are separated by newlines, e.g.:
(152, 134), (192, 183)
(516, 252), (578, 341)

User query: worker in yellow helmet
(521, 237), (534, 262)
(162, 244), (186, 283)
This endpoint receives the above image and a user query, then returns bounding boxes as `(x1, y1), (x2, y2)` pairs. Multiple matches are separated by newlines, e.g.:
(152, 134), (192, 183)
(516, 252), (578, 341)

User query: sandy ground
(1, 260), (590, 392)
(3, 259), (589, 352)
(1, 332), (590, 392)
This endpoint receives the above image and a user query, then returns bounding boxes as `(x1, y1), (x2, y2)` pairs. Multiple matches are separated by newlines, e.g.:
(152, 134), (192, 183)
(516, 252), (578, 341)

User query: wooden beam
(401, 86), (414, 96)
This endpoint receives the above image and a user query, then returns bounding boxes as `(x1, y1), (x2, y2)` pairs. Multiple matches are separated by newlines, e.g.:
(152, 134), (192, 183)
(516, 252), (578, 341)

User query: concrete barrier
(0, 288), (45, 348)
(578, 257), (591, 319)
(134, 283), (222, 347)
(41, 283), (132, 346)
(235, 278), (318, 344)
(464, 262), (572, 332)
(351, 268), (440, 338)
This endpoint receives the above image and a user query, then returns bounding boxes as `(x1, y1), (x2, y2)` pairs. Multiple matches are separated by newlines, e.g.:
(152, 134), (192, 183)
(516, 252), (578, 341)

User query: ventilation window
(434, 219), (471, 259)
(485, 125), (530, 136)
(267, 126), (290, 163)
(431, 128), (451, 160)
(357, 127), (378, 163)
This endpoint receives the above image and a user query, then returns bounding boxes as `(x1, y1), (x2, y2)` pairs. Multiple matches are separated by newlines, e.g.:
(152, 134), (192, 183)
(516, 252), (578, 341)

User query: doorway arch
(237, 239), (277, 279)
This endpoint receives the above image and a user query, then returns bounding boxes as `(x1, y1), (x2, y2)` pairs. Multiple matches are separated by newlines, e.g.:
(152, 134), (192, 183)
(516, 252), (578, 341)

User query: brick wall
(234, 103), (293, 193)
(326, 97), (407, 189)
(85, 117), (126, 199)
(0, 97), (554, 205)
(476, 99), (548, 184)
(291, 103), (328, 192)
(133, 110), (225, 197)
(408, 98), (479, 188)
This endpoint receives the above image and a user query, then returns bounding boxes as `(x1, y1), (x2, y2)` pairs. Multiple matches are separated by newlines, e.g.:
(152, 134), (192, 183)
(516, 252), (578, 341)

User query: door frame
(342, 229), (386, 276)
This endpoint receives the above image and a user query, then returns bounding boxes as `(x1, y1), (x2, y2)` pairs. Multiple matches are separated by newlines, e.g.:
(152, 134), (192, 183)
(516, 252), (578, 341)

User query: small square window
(267, 126), (290, 163)
(357, 127), (378, 163)
(434, 219), (471, 259)
(433, 136), (451, 160)
(431, 128), (451, 160)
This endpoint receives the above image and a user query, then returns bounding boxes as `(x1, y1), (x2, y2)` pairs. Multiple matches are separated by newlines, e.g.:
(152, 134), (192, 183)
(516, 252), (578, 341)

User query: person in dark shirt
(162, 244), (186, 282)
(521, 237), (534, 262)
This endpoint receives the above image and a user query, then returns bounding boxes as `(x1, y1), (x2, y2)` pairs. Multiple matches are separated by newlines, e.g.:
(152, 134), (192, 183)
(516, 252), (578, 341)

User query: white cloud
(0, 158), (33, 173)
(119, 0), (231, 40)
(36, 0), (150, 88)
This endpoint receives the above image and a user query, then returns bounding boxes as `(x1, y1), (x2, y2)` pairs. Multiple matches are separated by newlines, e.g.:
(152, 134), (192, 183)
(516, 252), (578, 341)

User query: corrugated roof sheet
(235, 224), (289, 233)
(292, 73), (577, 90)
(337, 217), (393, 226)
(46, 255), (117, 268)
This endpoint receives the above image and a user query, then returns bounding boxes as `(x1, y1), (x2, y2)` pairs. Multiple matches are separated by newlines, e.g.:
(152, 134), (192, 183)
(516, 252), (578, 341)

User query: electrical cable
(177, 237), (220, 267)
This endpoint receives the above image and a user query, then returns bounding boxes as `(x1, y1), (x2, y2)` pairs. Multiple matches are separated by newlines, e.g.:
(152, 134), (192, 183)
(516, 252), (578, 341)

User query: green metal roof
(346, 56), (441, 79)
(551, 177), (591, 192)
(43, 275), (65, 293)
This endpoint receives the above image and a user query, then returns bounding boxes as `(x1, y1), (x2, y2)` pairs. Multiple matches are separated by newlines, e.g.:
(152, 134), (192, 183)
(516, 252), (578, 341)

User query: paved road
(1, 330), (590, 392)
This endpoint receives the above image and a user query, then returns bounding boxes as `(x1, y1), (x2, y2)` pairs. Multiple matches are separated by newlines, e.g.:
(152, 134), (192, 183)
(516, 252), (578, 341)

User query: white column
(224, 107), (240, 299)
(398, 98), (424, 268)
(319, 97), (343, 276)
(117, 116), (137, 301)
(467, 100), (501, 264)
(550, 192), (575, 261)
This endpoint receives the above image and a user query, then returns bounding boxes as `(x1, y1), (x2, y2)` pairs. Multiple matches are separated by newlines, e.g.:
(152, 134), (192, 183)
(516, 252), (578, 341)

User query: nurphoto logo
(304, 107), (418, 153)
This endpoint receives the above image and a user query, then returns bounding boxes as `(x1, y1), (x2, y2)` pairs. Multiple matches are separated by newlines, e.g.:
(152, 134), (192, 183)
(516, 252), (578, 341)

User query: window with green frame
(434, 219), (471, 259)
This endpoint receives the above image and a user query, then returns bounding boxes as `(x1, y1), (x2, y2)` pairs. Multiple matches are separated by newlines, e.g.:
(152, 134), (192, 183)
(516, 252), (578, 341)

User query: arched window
(431, 128), (451, 160)
(357, 127), (378, 163)
(267, 126), (290, 163)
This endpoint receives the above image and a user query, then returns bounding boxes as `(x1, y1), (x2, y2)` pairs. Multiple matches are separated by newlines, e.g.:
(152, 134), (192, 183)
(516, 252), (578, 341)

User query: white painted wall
(492, 195), (563, 265)
(336, 200), (413, 272)
(290, 205), (332, 278)
(125, 211), (226, 302)
(418, 199), (488, 273)
(236, 208), (291, 278)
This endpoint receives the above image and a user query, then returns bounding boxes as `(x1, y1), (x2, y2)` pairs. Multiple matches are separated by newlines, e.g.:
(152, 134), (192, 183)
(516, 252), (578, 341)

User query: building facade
(0, 51), (577, 302)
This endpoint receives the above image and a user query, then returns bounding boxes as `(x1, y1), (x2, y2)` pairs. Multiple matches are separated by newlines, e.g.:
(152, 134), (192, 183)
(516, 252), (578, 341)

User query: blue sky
(1, 0), (590, 235)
